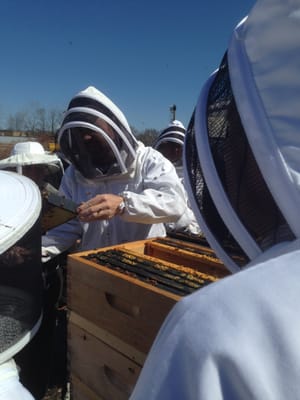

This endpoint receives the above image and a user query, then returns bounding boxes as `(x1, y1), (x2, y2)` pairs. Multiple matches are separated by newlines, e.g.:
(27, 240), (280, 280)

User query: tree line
(4, 107), (160, 146)
(6, 107), (63, 135)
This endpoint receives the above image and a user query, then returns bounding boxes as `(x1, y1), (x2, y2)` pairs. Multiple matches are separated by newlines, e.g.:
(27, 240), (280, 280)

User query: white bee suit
(129, 0), (300, 398)
(0, 360), (34, 400)
(154, 120), (201, 235)
(42, 86), (187, 256)
(130, 241), (300, 400)
(42, 142), (187, 256)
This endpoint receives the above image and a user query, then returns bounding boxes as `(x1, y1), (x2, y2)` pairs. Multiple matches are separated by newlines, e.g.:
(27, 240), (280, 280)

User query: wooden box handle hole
(103, 365), (134, 396)
(105, 292), (140, 317)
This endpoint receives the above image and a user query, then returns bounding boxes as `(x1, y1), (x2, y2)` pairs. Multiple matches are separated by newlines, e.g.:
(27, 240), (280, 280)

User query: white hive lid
(0, 171), (41, 254)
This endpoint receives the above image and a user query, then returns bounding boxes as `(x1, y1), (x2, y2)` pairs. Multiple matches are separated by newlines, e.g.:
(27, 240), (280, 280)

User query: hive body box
(67, 237), (229, 400)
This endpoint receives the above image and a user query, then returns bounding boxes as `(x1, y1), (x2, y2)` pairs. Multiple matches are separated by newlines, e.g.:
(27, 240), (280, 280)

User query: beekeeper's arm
(78, 147), (187, 224)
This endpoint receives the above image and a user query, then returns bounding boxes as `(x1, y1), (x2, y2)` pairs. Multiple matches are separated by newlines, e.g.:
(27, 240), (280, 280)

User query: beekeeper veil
(0, 141), (64, 189)
(58, 86), (139, 181)
(184, 0), (300, 273)
(0, 171), (43, 364)
(154, 120), (186, 175)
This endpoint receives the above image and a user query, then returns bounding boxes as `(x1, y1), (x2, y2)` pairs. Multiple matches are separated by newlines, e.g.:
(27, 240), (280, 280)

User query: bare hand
(77, 194), (124, 222)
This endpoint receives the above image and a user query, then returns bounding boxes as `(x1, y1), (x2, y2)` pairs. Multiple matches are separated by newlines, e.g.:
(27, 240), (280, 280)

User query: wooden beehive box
(69, 320), (142, 400)
(143, 236), (228, 277)
(67, 237), (229, 400)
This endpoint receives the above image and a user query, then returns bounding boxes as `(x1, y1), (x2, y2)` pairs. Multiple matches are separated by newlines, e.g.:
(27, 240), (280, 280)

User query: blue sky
(0, 0), (255, 131)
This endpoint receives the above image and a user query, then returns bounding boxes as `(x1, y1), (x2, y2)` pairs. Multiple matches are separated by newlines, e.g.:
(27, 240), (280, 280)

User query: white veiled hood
(184, 0), (300, 273)
(229, 0), (300, 237)
(0, 141), (63, 172)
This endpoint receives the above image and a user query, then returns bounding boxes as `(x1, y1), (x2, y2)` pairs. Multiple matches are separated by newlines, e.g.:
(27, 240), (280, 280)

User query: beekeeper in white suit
(42, 86), (187, 257)
(154, 119), (201, 235)
(0, 171), (43, 399)
(129, 0), (300, 399)
(0, 141), (64, 189)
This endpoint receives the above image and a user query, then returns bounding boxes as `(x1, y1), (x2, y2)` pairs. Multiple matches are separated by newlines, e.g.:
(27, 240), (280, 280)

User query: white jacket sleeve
(120, 147), (187, 224)
(166, 205), (202, 235)
(42, 173), (82, 258)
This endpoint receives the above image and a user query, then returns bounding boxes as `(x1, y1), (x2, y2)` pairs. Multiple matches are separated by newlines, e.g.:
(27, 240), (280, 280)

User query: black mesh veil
(184, 53), (294, 271)
(184, 112), (249, 270)
(58, 93), (138, 181)
(0, 211), (42, 363)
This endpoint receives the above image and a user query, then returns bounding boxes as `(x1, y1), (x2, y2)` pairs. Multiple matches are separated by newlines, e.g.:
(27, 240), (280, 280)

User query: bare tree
(48, 108), (63, 134)
(7, 106), (63, 136)
(24, 113), (36, 134)
(7, 111), (27, 132)
(5, 108), (158, 149)
(35, 107), (47, 133)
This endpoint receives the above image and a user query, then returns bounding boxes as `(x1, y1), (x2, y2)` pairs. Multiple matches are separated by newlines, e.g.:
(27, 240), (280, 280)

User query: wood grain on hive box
(67, 243), (180, 356)
(67, 238), (228, 399)
(69, 322), (141, 400)
(67, 239), (227, 355)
